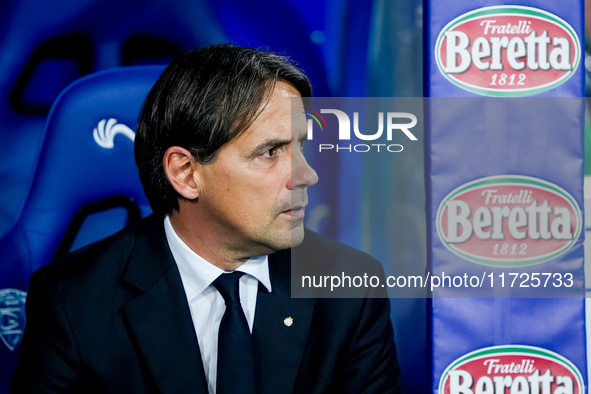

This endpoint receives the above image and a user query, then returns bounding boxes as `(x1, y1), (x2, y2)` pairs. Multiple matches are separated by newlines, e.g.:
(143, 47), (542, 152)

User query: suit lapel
(121, 216), (208, 393)
(253, 249), (315, 394)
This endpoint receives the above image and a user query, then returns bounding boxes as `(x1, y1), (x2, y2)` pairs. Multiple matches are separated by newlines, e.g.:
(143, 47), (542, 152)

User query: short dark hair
(135, 44), (312, 216)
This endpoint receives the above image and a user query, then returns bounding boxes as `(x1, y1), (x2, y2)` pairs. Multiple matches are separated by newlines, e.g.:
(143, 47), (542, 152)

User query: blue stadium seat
(0, 66), (163, 390)
(0, 0), (225, 244)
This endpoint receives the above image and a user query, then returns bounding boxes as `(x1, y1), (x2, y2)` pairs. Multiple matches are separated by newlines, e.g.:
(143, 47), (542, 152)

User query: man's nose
(288, 150), (318, 190)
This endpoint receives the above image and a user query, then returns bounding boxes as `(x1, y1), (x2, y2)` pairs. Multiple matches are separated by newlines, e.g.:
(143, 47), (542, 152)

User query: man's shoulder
(37, 214), (163, 284)
(296, 228), (381, 270)
(290, 229), (387, 298)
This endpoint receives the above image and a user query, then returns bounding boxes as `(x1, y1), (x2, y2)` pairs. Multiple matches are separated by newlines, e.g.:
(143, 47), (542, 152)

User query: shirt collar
(163, 216), (272, 301)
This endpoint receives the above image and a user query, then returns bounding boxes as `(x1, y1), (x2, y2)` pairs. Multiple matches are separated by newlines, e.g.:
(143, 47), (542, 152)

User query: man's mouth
(282, 205), (306, 220)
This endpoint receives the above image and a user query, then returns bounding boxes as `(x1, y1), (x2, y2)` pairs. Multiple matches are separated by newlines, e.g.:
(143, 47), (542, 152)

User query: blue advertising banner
(425, 1), (586, 393)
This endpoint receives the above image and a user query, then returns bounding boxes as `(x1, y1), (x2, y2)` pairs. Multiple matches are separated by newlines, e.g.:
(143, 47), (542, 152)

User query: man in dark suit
(12, 44), (400, 393)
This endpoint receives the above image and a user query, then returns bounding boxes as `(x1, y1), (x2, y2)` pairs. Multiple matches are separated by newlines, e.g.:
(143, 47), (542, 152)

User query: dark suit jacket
(12, 215), (400, 393)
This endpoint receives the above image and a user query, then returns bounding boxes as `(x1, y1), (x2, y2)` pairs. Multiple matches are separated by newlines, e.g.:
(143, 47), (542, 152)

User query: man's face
(197, 80), (317, 257)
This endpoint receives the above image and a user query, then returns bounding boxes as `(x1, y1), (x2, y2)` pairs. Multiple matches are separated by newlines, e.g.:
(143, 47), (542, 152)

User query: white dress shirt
(164, 216), (271, 394)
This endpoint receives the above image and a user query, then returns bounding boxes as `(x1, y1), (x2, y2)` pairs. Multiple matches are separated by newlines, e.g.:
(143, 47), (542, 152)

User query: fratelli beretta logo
(435, 6), (581, 96)
(436, 175), (581, 267)
(438, 345), (583, 394)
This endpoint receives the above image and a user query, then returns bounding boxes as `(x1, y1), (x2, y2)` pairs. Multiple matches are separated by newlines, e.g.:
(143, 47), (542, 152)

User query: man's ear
(163, 146), (202, 200)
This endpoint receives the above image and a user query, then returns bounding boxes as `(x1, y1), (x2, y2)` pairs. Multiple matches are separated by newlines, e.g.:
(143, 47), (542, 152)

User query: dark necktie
(213, 272), (256, 394)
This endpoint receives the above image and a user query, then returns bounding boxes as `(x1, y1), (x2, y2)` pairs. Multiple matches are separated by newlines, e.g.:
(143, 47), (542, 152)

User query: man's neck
(168, 210), (252, 271)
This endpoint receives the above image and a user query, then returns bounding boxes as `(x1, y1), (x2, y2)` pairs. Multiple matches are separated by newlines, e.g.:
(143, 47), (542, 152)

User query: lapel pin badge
(283, 317), (293, 327)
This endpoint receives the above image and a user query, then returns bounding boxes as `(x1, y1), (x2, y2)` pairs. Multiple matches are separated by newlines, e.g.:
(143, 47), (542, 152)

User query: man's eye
(261, 144), (289, 159)
(262, 147), (277, 158)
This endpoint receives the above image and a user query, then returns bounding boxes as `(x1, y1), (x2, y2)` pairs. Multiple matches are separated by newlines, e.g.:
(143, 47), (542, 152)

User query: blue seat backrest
(14, 65), (163, 273)
(0, 66), (162, 388)
(0, 0), (225, 243)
